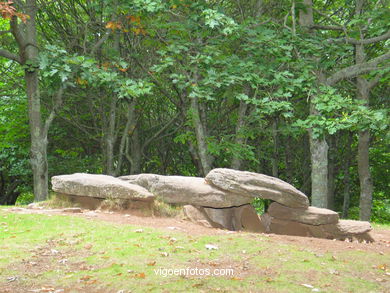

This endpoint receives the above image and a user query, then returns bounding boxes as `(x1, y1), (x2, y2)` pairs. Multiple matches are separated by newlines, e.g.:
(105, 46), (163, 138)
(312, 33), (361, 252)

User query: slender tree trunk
(190, 96), (212, 175)
(299, 0), (328, 207)
(271, 117), (279, 177)
(105, 95), (117, 175)
(23, 0), (49, 201)
(188, 140), (203, 175)
(300, 134), (312, 195)
(354, 0), (374, 221)
(129, 128), (142, 174)
(285, 135), (294, 183)
(358, 129), (373, 220)
(309, 130), (328, 208)
(327, 135), (336, 210)
(105, 19), (120, 176)
(115, 100), (136, 176)
(342, 132), (353, 218)
(231, 100), (248, 170)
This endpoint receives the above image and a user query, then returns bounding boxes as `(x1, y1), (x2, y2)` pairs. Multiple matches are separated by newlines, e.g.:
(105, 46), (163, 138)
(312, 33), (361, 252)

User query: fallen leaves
(84, 243), (93, 250)
(79, 275), (92, 281)
(134, 273), (146, 279)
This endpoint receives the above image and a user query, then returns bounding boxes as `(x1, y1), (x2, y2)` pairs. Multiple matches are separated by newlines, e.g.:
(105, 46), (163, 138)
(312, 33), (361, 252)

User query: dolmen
(51, 168), (373, 241)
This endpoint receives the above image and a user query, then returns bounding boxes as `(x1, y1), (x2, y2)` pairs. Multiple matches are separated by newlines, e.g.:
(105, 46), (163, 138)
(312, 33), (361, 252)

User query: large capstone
(205, 168), (309, 208)
(119, 174), (251, 208)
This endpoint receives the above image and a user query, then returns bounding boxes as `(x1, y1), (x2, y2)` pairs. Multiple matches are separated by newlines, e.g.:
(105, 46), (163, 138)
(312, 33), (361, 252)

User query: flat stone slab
(183, 204), (264, 232)
(119, 174), (251, 208)
(268, 202), (339, 225)
(333, 220), (372, 235)
(261, 213), (373, 241)
(183, 205), (214, 228)
(205, 168), (309, 208)
(52, 173), (154, 201)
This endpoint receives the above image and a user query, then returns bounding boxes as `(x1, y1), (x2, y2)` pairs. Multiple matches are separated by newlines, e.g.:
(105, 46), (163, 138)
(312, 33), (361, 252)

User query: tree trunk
(354, 14), (374, 220)
(129, 128), (142, 174)
(190, 96), (212, 175)
(342, 132), (353, 218)
(104, 22), (120, 176)
(271, 117), (278, 177)
(358, 129), (373, 220)
(300, 134), (312, 195)
(299, 0), (328, 207)
(285, 135), (294, 183)
(231, 100), (248, 170)
(327, 135), (336, 210)
(115, 100), (136, 176)
(104, 95), (117, 175)
(188, 140), (203, 175)
(309, 129), (328, 208)
(24, 0), (48, 201)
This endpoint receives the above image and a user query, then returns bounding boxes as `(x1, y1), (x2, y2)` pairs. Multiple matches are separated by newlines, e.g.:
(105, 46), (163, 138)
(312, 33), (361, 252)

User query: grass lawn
(0, 207), (389, 292)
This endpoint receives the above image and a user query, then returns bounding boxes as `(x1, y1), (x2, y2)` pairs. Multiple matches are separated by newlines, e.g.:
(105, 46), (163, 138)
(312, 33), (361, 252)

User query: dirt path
(5, 207), (390, 255)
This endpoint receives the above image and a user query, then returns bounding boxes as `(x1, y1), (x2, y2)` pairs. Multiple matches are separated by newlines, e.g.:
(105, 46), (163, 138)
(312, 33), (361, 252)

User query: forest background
(0, 0), (389, 223)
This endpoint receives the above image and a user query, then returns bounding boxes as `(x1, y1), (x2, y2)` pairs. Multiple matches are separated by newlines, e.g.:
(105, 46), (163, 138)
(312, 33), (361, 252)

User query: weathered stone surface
(205, 168), (309, 208)
(52, 173), (154, 201)
(183, 205), (223, 229)
(183, 205), (211, 228)
(329, 220), (372, 236)
(267, 202), (339, 225)
(203, 207), (235, 230)
(184, 204), (264, 232)
(265, 216), (314, 237)
(233, 204), (265, 233)
(262, 213), (373, 241)
(119, 174), (161, 190)
(120, 174), (251, 208)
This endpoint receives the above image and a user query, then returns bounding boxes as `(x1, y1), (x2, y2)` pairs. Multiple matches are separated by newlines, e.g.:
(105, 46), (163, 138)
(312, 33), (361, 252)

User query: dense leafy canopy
(0, 0), (389, 222)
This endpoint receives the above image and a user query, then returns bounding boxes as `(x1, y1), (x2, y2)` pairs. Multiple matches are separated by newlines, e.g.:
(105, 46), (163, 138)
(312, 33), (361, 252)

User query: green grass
(0, 207), (388, 293)
(372, 223), (390, 229)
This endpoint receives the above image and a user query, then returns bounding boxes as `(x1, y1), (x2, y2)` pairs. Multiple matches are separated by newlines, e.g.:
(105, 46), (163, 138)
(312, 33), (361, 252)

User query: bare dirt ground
(7, 207), (390, 254)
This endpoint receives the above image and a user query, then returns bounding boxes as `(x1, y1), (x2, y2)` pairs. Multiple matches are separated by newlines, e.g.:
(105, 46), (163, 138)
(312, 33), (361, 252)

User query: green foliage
(15, 192), (34, 205)
(1, 0), (389, 222)
(371, 198), (390, 224)
(39, 46), (153, 99)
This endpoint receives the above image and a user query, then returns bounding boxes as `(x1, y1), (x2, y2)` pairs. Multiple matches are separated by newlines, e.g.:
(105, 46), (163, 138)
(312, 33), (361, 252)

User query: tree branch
(0, 48), (21, 63)
(0, 30), (11, 36)
(329, 30), (390, 45)
(90, 30), (111, 54)
(327, 51), (390, 85)
(141, 113), (180, 153)
(312, 8), (345, 28)
(10, 16), (25, 50)
(309, 24), (345, 31)
(43, 86), (65, 135)
(367, 74), (383, 90)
